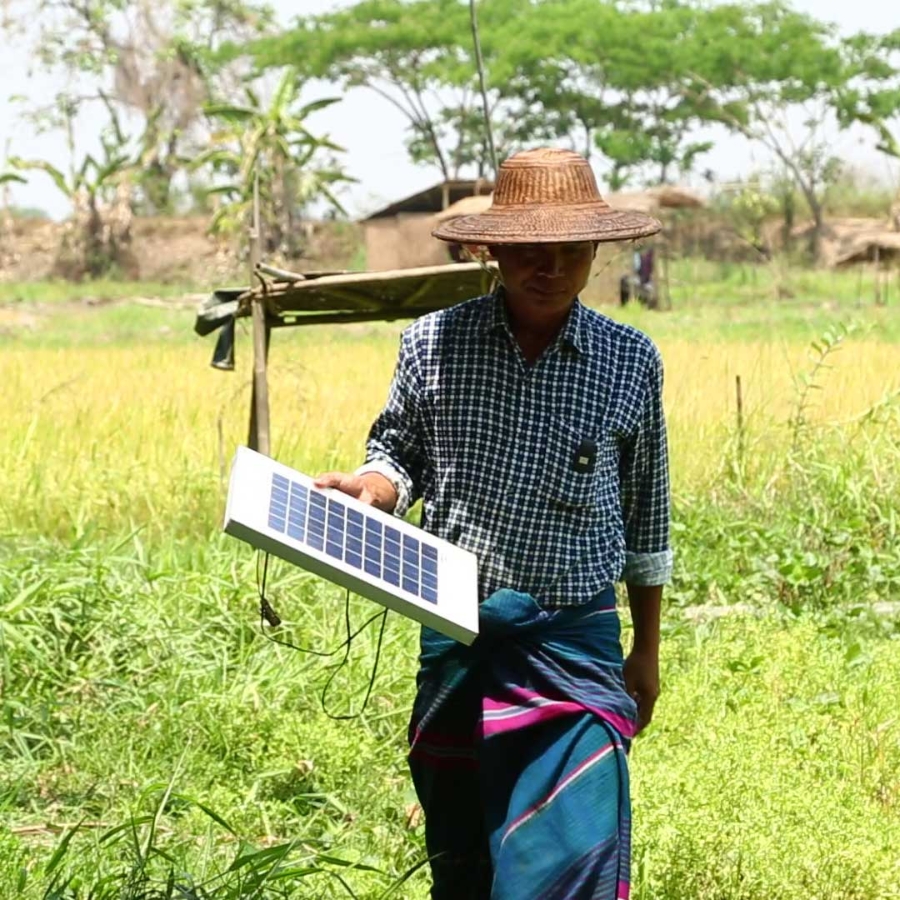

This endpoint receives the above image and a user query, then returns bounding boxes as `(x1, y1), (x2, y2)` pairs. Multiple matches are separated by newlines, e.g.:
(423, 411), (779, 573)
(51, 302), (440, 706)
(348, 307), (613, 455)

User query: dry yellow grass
(2, 332), (897, 537)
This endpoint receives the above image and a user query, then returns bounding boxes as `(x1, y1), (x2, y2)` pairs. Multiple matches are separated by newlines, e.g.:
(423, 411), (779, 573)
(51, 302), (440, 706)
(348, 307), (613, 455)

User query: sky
(1, 0), (898, 220)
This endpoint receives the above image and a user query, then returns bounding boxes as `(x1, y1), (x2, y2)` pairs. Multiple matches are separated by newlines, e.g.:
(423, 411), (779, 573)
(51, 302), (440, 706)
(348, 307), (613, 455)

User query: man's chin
(528, 286), (572, 303)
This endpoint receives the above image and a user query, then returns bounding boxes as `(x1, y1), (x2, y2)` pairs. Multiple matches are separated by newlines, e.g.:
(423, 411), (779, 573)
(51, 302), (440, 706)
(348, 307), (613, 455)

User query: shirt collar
(481, 288), (591, 357)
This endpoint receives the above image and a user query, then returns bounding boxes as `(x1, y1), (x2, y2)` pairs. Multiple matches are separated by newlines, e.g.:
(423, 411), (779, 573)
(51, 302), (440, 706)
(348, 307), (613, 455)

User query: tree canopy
(246, 0), (900, 258)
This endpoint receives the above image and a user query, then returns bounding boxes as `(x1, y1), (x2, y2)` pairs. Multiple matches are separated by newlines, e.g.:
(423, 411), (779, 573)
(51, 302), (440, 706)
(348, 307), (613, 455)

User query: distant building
(361, 179), (493, 271)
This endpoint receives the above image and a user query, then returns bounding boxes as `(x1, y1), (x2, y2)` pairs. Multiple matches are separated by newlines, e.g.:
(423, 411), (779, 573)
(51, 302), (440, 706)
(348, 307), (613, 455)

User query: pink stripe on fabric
(500, 743), (615, 850)
(599, 709), (637, 740)
(617, 880), (630, 899)
(484, 697), (577, 720)
(483, 686), (637, 740)
(485, 685), (556, 709)
(482, 702), (578, 737)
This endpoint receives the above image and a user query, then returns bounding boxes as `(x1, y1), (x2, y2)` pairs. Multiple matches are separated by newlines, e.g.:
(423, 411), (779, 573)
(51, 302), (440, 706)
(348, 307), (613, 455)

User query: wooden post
(662, 242), (672, 310)
(247, 172), (272, 456)
(875, 245), (883, 306)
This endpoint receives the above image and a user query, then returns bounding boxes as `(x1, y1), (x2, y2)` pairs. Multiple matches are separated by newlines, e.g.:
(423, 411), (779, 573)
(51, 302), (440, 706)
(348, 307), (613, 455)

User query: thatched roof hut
(361, 179), (493, 270)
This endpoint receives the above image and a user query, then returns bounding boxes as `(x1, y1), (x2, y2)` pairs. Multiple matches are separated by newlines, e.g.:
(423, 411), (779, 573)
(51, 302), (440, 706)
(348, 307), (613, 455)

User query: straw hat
(432, 148), (661, 245)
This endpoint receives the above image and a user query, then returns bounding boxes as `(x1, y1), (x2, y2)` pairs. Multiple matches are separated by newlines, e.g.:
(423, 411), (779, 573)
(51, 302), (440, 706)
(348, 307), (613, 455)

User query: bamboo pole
(875, 245), (883, 306)
(469, 0), (498, 177)
(248, 172), (272, 456)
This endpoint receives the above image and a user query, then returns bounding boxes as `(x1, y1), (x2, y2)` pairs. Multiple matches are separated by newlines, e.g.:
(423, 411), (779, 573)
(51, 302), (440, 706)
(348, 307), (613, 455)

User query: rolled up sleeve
(619, 348), (673, 585)
(355, 330), (426, 518)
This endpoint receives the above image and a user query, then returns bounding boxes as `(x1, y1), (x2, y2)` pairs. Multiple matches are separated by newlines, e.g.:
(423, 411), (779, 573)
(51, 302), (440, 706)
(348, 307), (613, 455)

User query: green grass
(1, 536), (898, 899)
(0, 279), (203, 305)
(1, 270), (900, 898)
(4, 257), (900, 351)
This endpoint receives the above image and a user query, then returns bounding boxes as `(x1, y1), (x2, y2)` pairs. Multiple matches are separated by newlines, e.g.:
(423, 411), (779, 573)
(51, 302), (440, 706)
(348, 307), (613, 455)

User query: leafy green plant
(788, 321), (858, 453)
(8, 151), (133, 279)
(194, 67), (352, 256)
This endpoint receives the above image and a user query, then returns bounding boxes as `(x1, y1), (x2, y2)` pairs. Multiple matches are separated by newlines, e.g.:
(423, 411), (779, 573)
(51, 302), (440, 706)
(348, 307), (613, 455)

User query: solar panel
(223, 446), (479, 644)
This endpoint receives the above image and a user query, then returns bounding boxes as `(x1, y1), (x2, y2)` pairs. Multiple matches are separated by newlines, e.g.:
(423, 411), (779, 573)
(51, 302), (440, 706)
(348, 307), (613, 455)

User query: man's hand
(624, 582), (663, 734)
(314, 471), (398, 514)
(623, 648), (660, 734)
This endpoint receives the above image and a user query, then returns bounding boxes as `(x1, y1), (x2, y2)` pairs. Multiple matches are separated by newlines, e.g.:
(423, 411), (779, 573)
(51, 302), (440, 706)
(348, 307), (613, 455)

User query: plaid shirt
(357, 291), (673, 606)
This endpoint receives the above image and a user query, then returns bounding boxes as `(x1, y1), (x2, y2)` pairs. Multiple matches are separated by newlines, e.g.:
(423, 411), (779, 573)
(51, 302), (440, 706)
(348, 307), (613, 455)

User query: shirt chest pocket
(542, 419), (615, 515)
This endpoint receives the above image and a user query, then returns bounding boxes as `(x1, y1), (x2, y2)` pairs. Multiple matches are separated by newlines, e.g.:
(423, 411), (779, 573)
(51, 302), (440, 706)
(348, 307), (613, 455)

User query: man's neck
(504, 293), (575, 364)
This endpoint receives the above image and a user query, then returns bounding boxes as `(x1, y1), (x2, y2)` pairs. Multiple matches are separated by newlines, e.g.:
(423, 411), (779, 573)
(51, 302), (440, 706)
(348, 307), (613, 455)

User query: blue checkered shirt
(357, 291), (673, 605)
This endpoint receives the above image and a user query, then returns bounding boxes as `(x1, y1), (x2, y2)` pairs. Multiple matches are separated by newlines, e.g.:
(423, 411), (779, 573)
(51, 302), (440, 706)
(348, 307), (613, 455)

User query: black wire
(321, 600), (388, 722)
(255, 551), (388, 720)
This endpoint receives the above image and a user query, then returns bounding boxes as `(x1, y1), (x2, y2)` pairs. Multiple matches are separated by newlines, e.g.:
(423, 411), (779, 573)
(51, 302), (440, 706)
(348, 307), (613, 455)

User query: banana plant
(7, 150), (134, 277)
(194, 67), (354, 255)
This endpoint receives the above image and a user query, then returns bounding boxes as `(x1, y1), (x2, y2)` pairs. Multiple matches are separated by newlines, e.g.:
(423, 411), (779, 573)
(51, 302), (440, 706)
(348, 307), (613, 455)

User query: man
(316, 148), (672, 900)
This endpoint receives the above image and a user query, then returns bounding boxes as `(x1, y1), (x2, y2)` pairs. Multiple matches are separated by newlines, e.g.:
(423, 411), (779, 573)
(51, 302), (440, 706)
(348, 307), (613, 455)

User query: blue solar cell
(385, 526), (401, 553)
(267, 474), (448, 608)
(326, 500), (346, 559)
(402, 535), (420, 594)
(307, 493), (327, 551)
(403, 551), (420, 571)
(268, 474), (288, 531)
(402, 534), (419, 558)
(363, 518), (382, 578)
(421, 545), (439, 593)
(422, 570), (438, 591)
(287, 483), (308, 541)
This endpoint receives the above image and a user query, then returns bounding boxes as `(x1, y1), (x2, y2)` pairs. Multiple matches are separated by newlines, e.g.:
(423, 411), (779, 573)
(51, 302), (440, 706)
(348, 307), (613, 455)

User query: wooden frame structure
(195, 260), (498, 455)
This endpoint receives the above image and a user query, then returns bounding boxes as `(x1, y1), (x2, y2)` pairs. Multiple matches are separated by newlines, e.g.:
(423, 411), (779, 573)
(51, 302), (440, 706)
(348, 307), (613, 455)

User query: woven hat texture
(432, 147), (661, 245)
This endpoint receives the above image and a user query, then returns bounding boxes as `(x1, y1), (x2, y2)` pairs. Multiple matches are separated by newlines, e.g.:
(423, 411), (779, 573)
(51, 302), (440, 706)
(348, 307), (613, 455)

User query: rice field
(1, 275), (899, 898)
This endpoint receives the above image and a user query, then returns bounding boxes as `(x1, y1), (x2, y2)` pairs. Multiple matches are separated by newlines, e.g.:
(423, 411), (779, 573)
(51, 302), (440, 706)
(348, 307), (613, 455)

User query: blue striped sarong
(408, 587), (638, 900)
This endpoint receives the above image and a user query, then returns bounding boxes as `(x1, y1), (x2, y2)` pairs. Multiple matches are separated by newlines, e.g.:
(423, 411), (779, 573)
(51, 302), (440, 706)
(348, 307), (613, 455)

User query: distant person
(620, 247), (656, 308)
(316, 148), (671, 900)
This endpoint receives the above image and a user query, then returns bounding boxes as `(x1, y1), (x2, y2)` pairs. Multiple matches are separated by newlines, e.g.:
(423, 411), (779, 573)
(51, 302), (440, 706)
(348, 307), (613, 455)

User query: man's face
(489, 242), (596, 308)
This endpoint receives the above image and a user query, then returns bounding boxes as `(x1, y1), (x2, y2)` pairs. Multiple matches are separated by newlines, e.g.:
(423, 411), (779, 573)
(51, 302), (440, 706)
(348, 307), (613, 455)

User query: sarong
(408, 587), (638, 900)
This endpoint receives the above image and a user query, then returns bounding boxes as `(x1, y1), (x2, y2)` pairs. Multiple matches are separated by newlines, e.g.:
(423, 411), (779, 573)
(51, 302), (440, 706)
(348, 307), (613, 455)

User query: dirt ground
(0, 215), (364, 285)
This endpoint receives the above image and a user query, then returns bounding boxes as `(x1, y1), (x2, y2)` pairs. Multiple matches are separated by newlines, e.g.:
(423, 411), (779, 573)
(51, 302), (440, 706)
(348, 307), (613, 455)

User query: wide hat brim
(432, 202), (661, 245)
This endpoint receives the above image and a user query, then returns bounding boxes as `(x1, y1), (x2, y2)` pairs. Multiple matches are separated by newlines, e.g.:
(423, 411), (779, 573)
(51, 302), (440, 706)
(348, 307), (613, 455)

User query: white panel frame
(223, 446), (479, 644)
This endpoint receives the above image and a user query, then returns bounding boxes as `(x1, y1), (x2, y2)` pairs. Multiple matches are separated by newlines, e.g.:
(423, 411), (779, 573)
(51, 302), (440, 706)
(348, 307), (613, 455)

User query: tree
(194, 68), (353, 256)
(680, 1), (849, 259)
(9, 141), (134, 278)
(513, 1), (713, 188)
(249, 0), (549, 182)
(3, 0), (274, 213)
(835, 29), (900, 228)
